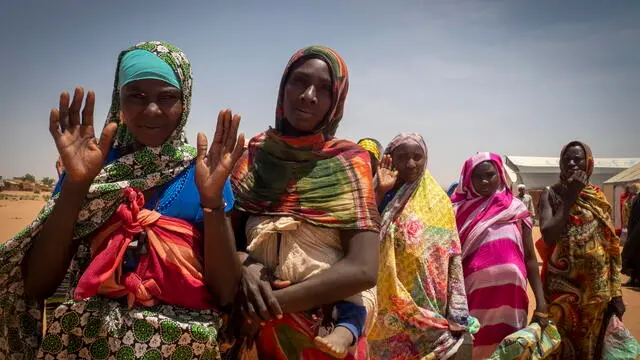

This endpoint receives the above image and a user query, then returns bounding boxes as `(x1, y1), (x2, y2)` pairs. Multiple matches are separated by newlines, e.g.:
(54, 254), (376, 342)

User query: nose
(299, 85), (318, 105)
(406, 159), (416, 169)
(143, 101), (162, 116)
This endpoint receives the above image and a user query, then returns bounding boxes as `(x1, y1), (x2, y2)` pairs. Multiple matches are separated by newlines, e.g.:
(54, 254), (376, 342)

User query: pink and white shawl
(451, 152), (533, 358)
(451, 153), (531, 259)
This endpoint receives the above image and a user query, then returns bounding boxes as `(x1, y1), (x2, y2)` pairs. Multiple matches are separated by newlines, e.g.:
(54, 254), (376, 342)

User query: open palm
(377, 154), (398, 193)
(50, 88), (117, 184)
(195, 109), (245, 208)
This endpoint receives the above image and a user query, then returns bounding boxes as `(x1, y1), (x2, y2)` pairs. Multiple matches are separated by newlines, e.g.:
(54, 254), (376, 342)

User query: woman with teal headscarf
(0, 41), (243, 359)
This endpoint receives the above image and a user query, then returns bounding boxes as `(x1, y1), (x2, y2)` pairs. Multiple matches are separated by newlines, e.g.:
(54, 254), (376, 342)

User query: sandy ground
(1, 192), (639, 341)
(0, 192), (47, 241)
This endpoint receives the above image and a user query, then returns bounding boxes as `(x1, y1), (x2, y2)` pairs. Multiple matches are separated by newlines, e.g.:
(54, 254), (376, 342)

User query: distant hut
(4, 180), (22, 191)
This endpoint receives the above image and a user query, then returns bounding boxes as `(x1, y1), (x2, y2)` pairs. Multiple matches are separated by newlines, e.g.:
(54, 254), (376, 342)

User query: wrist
(200, 197), (224, 210)
(376, 187), (389, 197)
(61, 178), (91, 197)
(535, 304), (548, 313)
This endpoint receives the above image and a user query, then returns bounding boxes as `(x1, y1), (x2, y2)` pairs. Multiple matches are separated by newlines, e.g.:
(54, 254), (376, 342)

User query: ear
(119, 111), (126, 125)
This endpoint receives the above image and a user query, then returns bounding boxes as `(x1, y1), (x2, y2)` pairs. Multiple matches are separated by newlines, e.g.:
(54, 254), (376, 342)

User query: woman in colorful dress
(537, 141), (626, 359)
(0, 41), (244, 359)
(231, 46), (380, 359)
(450, 153), (547, 359)
(369, 133), (476, 360)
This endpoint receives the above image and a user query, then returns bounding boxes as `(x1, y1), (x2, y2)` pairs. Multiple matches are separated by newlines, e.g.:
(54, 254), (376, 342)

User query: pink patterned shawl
(450, 152), (531, 260)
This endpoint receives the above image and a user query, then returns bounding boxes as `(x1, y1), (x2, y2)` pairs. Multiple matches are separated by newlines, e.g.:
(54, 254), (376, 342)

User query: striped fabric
(232, 46), (380, 233)
(452, 153), (532, 359)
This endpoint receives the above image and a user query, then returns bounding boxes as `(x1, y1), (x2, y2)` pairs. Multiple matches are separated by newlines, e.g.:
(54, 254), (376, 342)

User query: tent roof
(604, 162), (640, 184)
(506, 156), (640, 169)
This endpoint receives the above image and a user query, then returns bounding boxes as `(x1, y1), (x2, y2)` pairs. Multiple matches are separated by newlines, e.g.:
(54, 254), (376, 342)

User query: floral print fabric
(369, 172), (476, 359)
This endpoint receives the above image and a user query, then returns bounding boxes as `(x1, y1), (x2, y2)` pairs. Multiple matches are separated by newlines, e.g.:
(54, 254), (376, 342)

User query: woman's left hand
(609, 296), (626, 319)
(195, 109), (245, 208)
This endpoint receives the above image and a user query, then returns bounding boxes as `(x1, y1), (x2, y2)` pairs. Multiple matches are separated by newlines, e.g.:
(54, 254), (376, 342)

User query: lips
(295, 107), (314, 116)
(139, 125), (162, 130)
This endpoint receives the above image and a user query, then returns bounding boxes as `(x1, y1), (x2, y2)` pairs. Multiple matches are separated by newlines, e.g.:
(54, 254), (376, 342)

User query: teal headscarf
(117, 49), (181, 90)
(0, 41), (197, 359)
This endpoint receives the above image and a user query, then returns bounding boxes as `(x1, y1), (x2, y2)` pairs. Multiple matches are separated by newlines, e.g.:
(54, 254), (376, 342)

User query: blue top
(378, 188), (399, 213)
(53, 149), (235, 228)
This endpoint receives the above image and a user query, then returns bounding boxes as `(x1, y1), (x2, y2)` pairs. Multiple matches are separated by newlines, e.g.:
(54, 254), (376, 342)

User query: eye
(128, 92), (146, 100)
(319, 83), (332, 93)
(158, 93), (180, 104)
(289, 75), (306, 87)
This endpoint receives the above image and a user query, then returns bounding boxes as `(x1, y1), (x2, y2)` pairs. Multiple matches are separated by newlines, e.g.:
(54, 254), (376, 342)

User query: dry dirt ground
(1, 192), (639, 341)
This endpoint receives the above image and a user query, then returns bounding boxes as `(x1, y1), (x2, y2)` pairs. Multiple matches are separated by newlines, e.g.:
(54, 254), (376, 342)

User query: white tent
(503, 156), (640, 190)
(603, 162), (640, 229)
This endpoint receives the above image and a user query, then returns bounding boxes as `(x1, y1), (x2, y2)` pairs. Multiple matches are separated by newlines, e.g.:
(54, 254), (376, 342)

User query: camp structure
(603, 162), (640, 229)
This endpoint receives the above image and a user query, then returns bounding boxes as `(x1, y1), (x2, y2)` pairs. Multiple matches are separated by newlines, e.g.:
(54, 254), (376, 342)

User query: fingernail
(260, 322), (265, 327)
(246, 319), (252, 324)
(277, 314), (283, 320)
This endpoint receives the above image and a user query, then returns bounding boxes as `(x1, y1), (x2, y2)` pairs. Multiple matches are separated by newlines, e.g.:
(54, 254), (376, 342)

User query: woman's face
(120, 79), (182, 147)
(560, 145), (586, 181)
(471, 161), (501, 197)
(282, 58), (333, 133)
(392, 142), (425, 183)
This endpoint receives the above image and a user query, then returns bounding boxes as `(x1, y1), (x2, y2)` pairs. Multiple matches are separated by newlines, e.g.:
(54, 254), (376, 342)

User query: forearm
(375, 188), (387, 206)
(274, 259), (377, 314)
(203, 212), (241, 306)
(542, 198), (575, 245)
(526, 259), (546, 309)
(22, 179), (90, 300)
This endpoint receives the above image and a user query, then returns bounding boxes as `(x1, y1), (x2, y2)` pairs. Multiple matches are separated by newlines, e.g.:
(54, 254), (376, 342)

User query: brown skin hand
(539, 145), (588, 246)
(375, 154), (398, 204)
(23, 87), (118, 300)
(236, 57), (380, 324)
(195, 110), (245, 306)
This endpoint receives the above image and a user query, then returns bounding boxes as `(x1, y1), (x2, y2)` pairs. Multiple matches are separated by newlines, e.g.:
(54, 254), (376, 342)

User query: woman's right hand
(565, 169), (588, 197)
(377, 154), (398, 194)
(50, 87), (117, 184)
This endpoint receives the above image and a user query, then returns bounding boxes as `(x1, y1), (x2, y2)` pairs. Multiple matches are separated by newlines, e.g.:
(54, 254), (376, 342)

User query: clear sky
(1, 0), (639, 186)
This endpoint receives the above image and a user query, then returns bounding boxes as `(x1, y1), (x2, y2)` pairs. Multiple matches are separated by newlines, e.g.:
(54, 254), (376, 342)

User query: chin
(132, 134), (171, 147)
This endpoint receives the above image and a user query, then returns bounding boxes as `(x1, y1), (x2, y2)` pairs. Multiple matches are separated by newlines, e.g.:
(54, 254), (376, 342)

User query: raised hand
(49, 87), (117, 184)
(566, 169), (588, 196)
(195, 109), (245, 208)
(377, 154), (398, 193)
